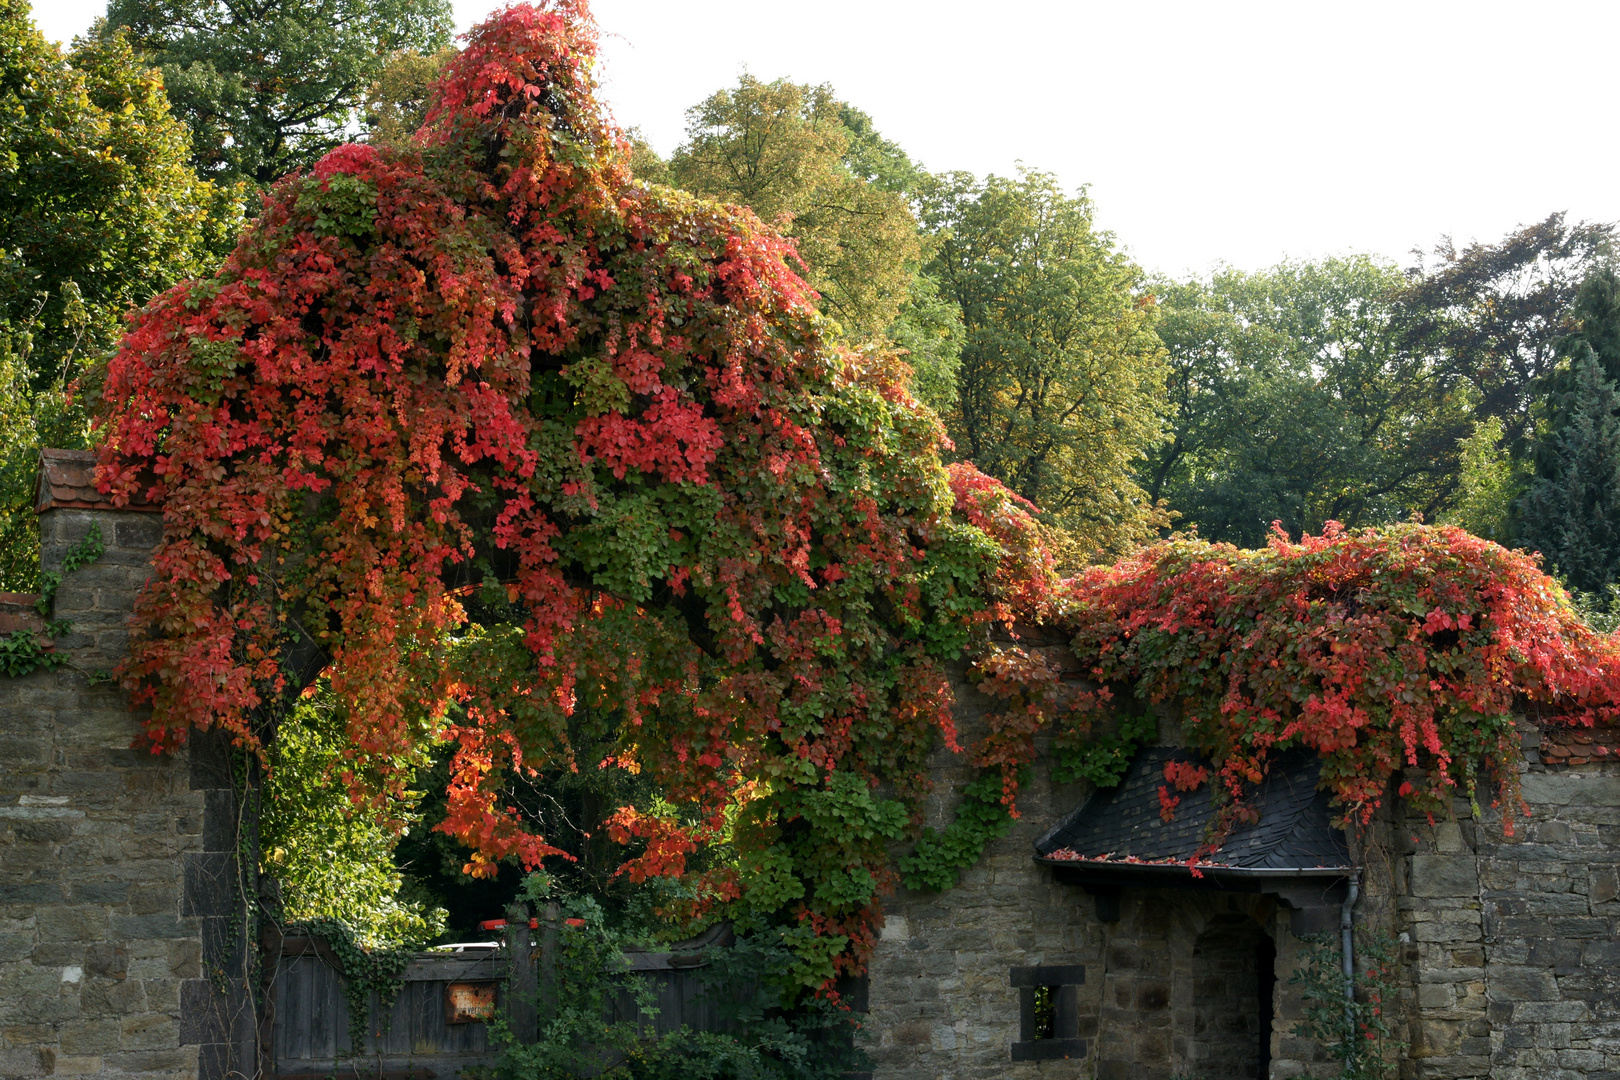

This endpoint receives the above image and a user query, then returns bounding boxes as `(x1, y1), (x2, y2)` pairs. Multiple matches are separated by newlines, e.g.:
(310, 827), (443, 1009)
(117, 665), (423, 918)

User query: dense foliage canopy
(658, 76), (962, 417)
(926, 168), (1168, 560)
(667, 76), (919, 345)
(98, 0), (1023, 984)
(1148, 257), (1473, 545)
(106, 0), (452, 185)
(1052, 524), (1620, 837)
(34, 0), (1620, 984)
(1396, 213), (1613, 444)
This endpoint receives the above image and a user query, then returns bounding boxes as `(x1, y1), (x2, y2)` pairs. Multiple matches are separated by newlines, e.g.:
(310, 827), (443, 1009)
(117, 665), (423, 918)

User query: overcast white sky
(31, 0), (1620, 278)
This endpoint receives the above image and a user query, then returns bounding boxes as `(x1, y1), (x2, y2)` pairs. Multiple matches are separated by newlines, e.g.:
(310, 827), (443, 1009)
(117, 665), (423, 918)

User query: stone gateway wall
(864, 668), (1620, 1080)
(862, 672), (1333, 1080)
(6, 455), (1620, 1080)
(0, 456), (251, 1080)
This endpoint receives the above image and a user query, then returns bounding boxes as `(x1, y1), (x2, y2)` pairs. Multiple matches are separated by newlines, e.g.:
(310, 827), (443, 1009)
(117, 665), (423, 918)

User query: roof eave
(1036, 857), (1355, 887)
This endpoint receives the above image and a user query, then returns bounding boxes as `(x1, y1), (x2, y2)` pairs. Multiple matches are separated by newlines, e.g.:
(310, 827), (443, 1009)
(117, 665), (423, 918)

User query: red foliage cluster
(1061, 522), (1620, 830)
(96, 0), (1012, 984)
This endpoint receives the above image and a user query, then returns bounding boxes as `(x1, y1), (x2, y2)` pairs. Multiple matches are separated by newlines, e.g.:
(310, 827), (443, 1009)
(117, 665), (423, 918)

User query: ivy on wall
(84, 0), (1620, 989)
(0, 523), (103, 676)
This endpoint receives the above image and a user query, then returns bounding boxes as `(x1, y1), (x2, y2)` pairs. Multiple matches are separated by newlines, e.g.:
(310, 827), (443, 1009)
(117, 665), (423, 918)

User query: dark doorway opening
(1189, 915), (1271, 1079)
(1256, 932), (1276, 1078)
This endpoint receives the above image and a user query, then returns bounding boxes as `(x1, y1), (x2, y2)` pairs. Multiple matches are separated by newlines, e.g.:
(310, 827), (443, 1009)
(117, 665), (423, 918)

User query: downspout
(1341, 872), (1361, 1065)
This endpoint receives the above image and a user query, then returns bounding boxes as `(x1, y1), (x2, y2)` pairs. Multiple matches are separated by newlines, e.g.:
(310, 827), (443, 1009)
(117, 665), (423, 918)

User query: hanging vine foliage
(96, 0), (1035, 987)
(93, 0), (1620, 985)
(1051, 523), (1620, 835)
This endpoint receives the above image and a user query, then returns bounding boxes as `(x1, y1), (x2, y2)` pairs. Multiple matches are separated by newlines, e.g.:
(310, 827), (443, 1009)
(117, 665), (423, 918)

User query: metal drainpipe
(1341, 872), (1361, 1064)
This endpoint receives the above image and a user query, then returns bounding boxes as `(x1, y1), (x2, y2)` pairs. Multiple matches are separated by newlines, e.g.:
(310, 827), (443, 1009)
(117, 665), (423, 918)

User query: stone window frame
(1009, 963), (1086, 1062)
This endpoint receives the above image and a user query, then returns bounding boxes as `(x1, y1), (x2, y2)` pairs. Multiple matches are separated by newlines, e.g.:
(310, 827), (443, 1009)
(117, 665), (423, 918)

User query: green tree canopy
(1518, 351), (1620, 595)
(105, 0), (452, 185)
(1517, 265), (1620, 595)
(1148, 257), (1472, 546)
(1395, 213), (1613, 444)
(667, 77), (919, 342)
(661, 76), (961, 414)
(1, 3), (227, 383)
(924, 168), (1167, 560)
(0, 0), (227, 588)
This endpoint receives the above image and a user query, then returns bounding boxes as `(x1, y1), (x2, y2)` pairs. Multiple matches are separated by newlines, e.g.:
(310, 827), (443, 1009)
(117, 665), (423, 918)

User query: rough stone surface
(867, 691), (1620, 1079)
(0, 503), (246, 1080)
(9, 480), (1620, 1080)
(1393, 744), (1620, 1080)
(864, 674), (1332, 1080)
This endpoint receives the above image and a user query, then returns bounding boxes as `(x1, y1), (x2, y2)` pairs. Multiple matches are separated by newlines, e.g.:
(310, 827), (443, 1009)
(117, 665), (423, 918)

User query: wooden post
(537, 901), (560, 1027)
(504, 902), (537, 1044)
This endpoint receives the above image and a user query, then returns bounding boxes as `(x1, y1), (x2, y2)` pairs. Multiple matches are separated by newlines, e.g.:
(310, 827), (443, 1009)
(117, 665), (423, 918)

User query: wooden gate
(262, 921), (743, 1079)
(266, 937), (506, 1079)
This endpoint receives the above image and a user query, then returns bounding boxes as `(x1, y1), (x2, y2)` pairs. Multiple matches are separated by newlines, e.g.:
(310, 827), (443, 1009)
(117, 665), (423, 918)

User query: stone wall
(1397, 755), (1620, 1080)
(8, 458), (1620, 1080)
(863, 673), (1620, 1080)
(862, 671), (1330, 1080)
(0, 484), (248, 1080)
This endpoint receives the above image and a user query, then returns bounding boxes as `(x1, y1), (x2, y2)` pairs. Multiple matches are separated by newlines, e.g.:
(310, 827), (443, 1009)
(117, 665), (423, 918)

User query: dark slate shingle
(1034, 746), (1351, 872)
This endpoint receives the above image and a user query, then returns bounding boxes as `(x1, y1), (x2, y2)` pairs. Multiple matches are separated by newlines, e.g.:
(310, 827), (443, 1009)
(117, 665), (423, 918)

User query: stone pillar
(0, 449), (252, 1080)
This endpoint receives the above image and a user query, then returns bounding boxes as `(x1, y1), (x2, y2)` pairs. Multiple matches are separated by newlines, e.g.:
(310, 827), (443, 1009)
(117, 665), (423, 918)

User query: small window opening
(1031, 985), (1057, 1039)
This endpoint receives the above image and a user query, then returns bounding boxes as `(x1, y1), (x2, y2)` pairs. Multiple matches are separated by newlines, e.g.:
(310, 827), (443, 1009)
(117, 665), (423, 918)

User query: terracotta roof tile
(34, 448), (158, 513)
(1540, 721), (1619, 766)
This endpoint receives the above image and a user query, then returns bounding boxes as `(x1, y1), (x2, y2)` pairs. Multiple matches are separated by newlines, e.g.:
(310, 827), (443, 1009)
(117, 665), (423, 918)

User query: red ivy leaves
(1063, 522), (1620, 831)
(96, 0), (1015, 986)
(1163, 759), (1208, 792)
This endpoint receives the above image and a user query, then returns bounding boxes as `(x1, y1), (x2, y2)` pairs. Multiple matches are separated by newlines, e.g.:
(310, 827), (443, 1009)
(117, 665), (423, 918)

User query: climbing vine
(1291, 931), (1404, 1079)
(91, 0), (1620, 989)
(95, 0), (1031, 989)
(1054, 523), (1620, 836)
(0, 524), (103, 676)
(898, 770), (1021, 892)
(289, 918), (414, 1053)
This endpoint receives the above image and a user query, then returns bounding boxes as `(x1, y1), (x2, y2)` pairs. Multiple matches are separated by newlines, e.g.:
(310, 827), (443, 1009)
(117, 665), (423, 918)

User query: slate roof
(1034, 746), (1351, 877)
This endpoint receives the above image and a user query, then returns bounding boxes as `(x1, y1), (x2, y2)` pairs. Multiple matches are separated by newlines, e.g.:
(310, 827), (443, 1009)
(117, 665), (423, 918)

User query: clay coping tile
(1539, 721), (1619, 766)
(35, 447), (158, 513)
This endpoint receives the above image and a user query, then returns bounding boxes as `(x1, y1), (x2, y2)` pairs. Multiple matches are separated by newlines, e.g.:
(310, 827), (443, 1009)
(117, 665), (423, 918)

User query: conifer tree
(1518, 350), (1620, 595)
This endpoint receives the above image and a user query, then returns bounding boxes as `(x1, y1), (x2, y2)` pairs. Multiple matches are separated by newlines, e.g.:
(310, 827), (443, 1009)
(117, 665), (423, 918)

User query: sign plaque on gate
(445, 980), (498, 1024)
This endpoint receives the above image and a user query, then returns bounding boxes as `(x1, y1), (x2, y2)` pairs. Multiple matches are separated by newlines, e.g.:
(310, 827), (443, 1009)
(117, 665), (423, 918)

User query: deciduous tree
(1148, 257), (1471, 546)
(0, 0), (228, 588)
(106, 0), (452, 185)
(667, 77), (920, 345)
(1396, 213), (1613, 443)
(925, 168), (1167, 559)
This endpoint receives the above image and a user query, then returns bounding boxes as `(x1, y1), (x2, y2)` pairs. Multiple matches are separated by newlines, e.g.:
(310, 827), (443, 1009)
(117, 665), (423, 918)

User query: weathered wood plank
(270, 943), (770, 1076)
(401, 952), (506, 982)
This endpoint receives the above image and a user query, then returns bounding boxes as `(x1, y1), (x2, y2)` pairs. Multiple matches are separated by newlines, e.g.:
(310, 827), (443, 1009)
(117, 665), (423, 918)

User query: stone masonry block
(1488, 966), (1561, 1002)
(1521, 774), (1620, 807)
(1409, 855), (1480, 898)
(35, 906), (109, 943)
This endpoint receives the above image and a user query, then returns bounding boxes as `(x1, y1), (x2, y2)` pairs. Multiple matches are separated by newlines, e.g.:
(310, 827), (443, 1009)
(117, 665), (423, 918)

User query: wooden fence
(262, 912), (743, 1079)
